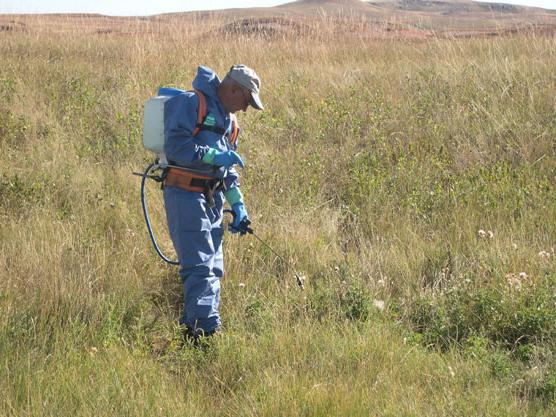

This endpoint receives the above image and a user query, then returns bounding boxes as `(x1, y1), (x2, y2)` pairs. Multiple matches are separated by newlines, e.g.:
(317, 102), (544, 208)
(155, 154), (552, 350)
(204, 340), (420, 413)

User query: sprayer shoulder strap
(229, 114), (239, 147)
(191, 89), (207, 137)
(190, 89), (239, 145)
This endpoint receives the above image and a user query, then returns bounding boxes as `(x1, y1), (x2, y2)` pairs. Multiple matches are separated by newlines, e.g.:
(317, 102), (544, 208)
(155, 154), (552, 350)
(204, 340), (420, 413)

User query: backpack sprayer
(135, 87), (305, 289)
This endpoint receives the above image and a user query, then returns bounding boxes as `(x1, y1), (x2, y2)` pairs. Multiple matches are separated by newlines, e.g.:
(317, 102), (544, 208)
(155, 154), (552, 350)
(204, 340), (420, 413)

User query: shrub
(406, 273), (556, 354)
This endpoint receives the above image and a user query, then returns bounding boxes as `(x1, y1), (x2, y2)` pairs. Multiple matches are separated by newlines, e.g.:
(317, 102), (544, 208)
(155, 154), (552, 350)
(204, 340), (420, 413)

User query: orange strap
(190, 88), (239, 146)
(229, 114), (239, 146)
(191, 89), (207, 137)
(164, 168), (214, 193)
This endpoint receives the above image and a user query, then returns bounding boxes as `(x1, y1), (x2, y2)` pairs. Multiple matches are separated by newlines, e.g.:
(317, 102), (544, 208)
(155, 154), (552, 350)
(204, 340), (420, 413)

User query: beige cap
(225, 64), (264, 110)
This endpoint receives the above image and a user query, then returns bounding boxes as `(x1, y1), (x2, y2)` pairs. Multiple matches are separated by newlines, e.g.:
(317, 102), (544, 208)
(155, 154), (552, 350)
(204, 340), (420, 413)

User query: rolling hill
(0, 0), (555, 39)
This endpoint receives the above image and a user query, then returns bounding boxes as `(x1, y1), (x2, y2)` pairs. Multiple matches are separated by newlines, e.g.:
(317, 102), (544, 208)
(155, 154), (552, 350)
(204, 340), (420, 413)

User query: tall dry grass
(0, 13), (555, 416)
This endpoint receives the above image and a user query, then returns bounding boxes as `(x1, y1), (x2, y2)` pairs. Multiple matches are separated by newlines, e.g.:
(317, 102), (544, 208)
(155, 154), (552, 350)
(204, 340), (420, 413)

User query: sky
(0, 0), (554, 16)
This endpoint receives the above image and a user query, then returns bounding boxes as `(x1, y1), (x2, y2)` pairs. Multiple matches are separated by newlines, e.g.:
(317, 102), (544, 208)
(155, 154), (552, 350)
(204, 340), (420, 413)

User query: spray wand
(224, 209), (305, 290)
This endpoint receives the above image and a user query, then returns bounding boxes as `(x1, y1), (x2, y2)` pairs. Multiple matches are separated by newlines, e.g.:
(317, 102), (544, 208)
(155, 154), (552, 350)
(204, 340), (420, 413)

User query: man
(162, 64), (263, 341)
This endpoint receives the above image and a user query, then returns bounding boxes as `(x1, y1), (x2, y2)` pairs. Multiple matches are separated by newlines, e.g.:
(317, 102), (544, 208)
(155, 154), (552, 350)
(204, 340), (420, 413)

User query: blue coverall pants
(164, 185), (223, 334)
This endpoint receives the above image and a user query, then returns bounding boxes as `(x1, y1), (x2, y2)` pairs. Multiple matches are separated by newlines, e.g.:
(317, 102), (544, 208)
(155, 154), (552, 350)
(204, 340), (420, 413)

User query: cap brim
(249, 92), (264, 110)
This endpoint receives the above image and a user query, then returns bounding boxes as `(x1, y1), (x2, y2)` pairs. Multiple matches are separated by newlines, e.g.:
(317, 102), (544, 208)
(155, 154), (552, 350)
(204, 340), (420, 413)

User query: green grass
(0, 17), (555, 416)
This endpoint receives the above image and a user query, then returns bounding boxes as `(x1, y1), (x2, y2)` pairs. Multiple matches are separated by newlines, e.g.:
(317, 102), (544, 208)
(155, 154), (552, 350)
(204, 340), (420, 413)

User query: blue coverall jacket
(163, 66), (240, 334)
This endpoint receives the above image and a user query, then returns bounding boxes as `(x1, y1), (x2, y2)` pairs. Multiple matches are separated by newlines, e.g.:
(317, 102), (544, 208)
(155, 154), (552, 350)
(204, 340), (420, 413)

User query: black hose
(140, 163), (179, 265)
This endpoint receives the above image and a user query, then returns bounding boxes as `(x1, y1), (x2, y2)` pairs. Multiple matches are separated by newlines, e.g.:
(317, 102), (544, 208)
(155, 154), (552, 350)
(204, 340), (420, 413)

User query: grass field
(0, 12), (555, 416)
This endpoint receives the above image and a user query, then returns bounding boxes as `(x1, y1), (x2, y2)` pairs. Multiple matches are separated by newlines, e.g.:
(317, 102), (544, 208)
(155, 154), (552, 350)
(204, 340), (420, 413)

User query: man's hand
(204, 149), (244, 168)
(229, 202), (250, 235)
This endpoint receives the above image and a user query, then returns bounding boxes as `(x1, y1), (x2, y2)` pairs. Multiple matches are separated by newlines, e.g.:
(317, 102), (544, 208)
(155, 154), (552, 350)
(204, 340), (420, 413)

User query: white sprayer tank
(143, 95), (169, 157)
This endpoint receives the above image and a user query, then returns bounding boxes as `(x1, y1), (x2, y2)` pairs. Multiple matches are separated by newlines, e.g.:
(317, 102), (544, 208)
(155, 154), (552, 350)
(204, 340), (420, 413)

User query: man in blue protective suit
(162, 64), (263, 342)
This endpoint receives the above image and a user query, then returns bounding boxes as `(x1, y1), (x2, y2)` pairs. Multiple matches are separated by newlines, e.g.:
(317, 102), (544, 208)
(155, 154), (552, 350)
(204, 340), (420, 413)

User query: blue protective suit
(162, 66), (240, 334)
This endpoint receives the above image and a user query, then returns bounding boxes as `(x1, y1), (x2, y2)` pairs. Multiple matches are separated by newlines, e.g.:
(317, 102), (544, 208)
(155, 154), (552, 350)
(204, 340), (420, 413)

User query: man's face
(230, 84), (251, 113)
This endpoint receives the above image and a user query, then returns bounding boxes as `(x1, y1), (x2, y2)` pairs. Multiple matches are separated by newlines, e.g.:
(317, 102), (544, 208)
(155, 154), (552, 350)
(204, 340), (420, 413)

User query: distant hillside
(272, 0), (556, 35)
(0, 0), (554, 38)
